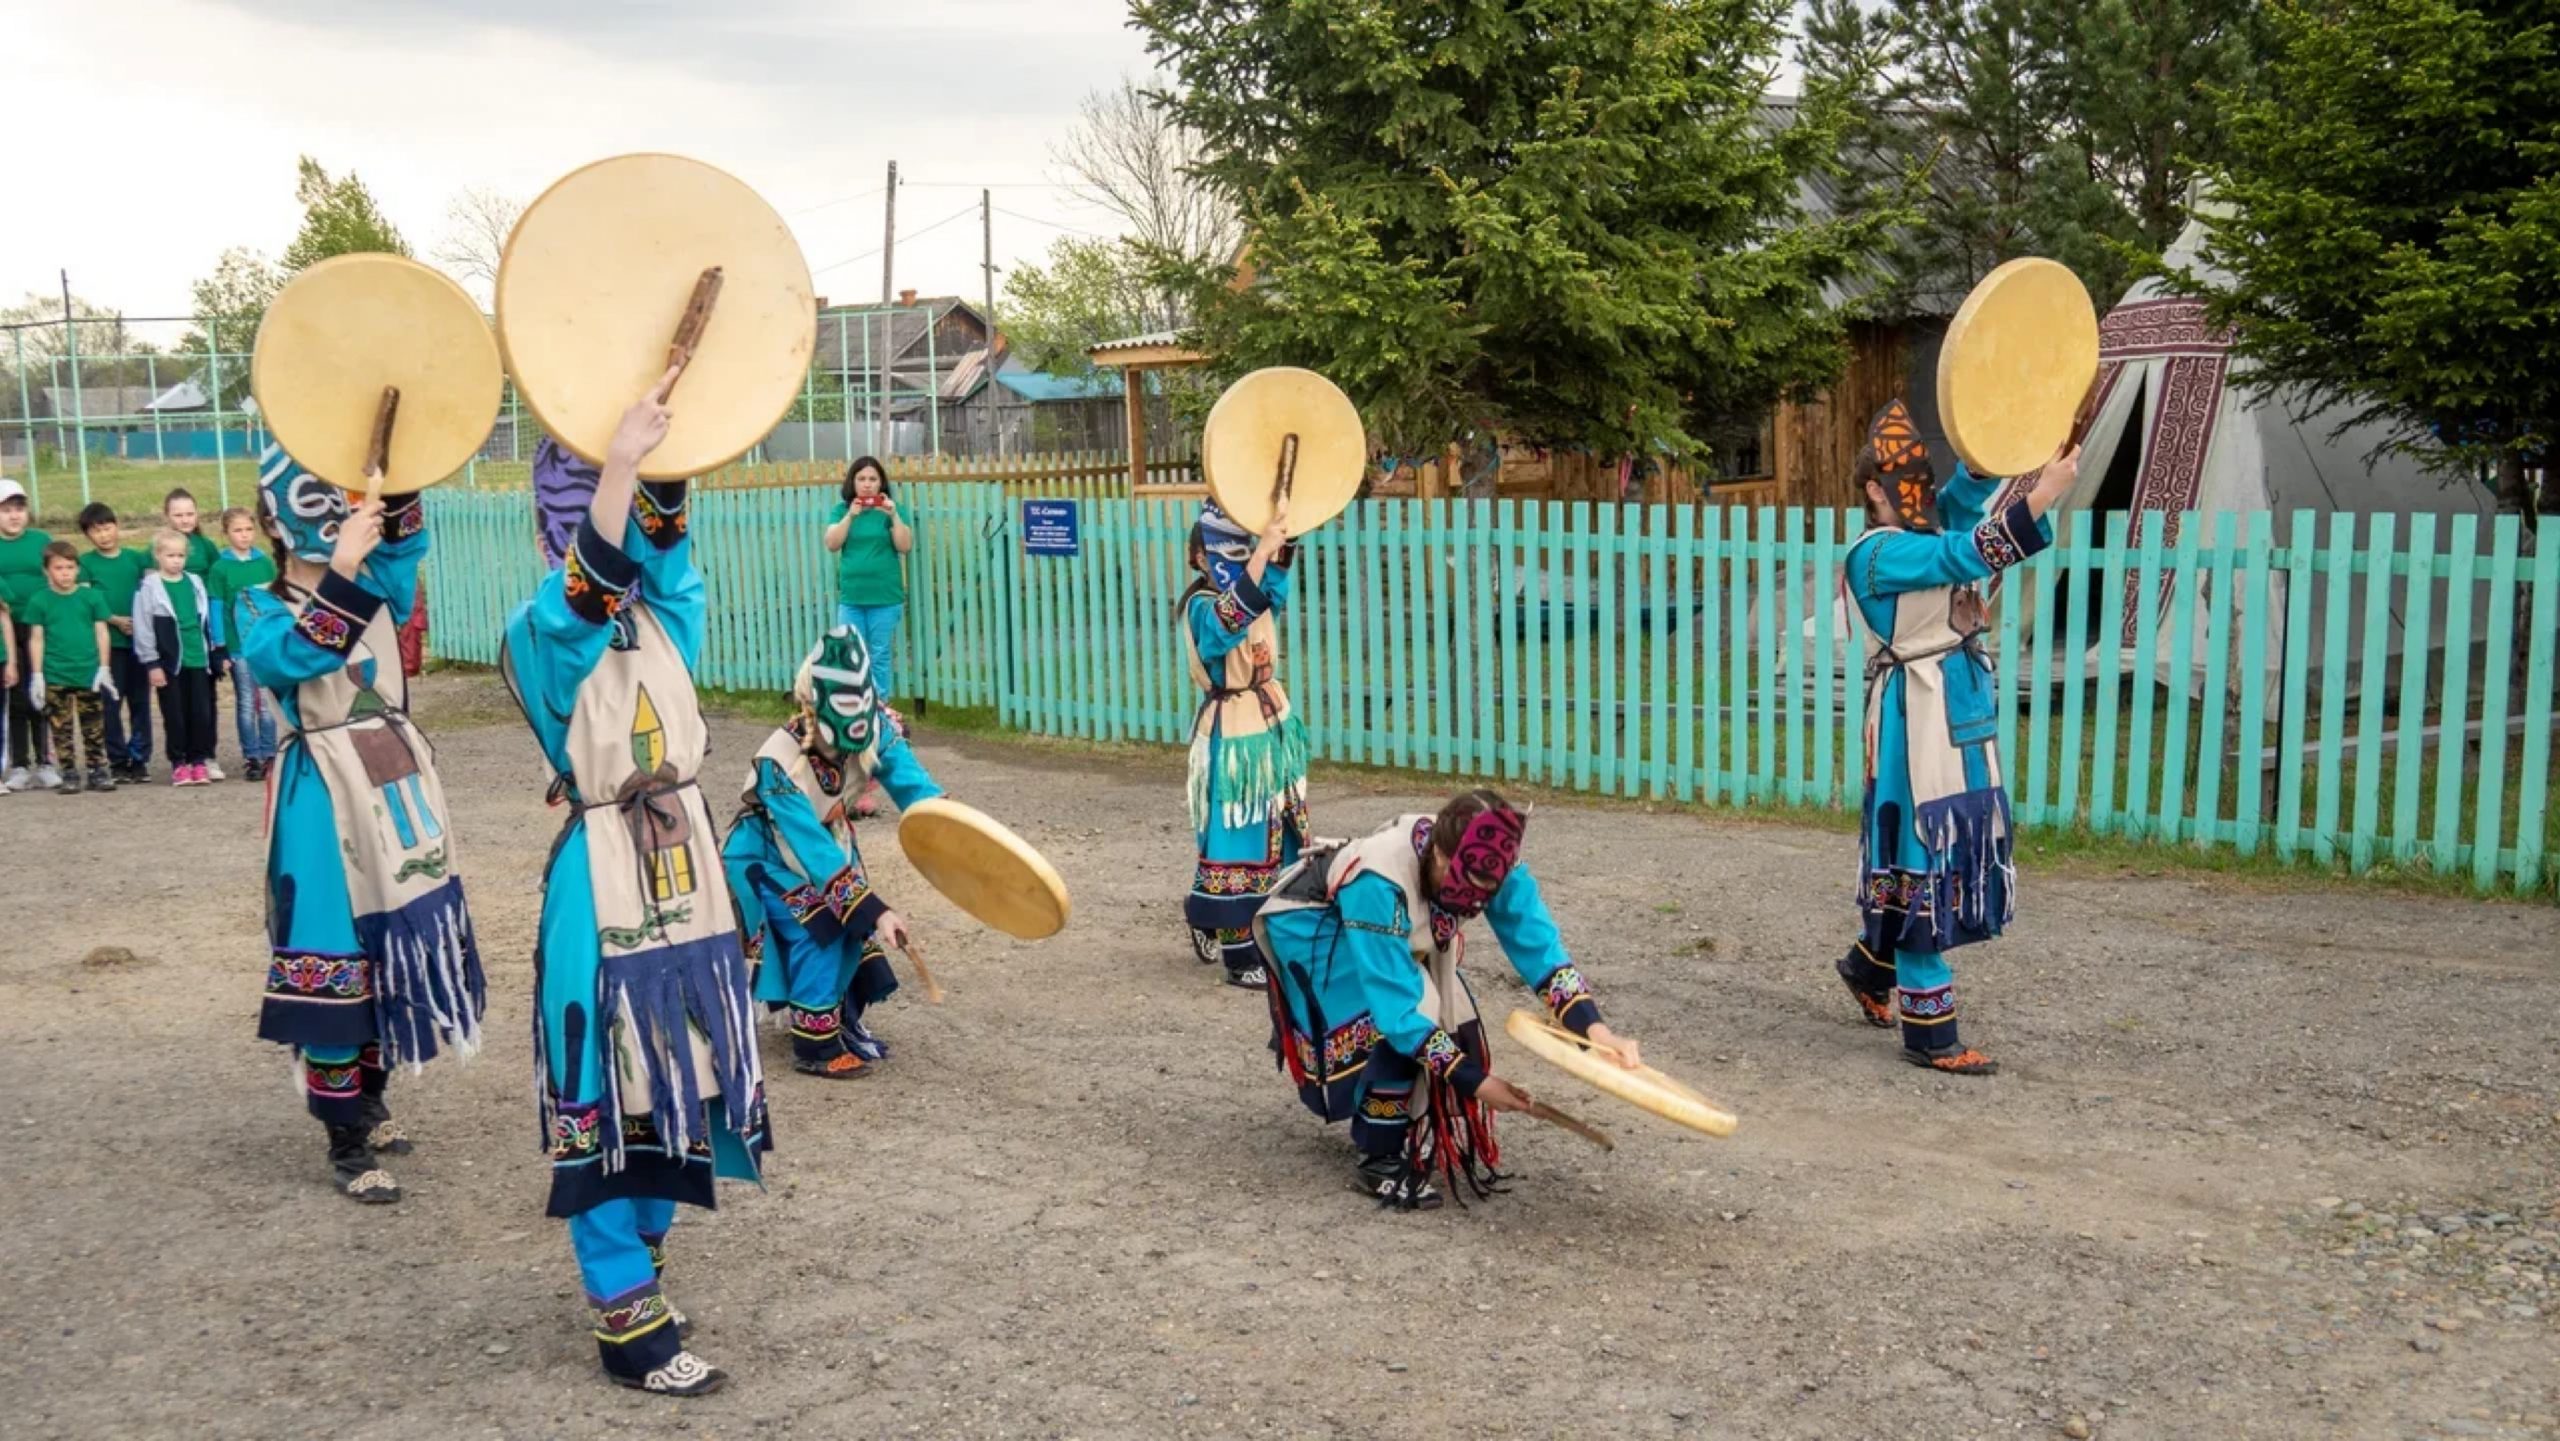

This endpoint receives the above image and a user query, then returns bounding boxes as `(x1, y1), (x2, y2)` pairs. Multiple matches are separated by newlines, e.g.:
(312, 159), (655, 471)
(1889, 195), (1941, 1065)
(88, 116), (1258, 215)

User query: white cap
(0, 477), (26, 507)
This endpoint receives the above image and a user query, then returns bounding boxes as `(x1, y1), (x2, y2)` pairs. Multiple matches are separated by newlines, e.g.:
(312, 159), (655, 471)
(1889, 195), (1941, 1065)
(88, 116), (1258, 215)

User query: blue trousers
(229, 657), (277, 761)
(570, 1197), (684, 1381)
(835, 601), (904, 701)
(105, 649), (151, 767)
(1841, 938), (1962, 1053)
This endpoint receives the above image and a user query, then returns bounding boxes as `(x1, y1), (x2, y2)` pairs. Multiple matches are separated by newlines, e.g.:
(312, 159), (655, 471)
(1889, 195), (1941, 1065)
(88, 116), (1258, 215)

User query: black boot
(1352, 1152), (1443, 1211)
(325, 1123), (401, 1203)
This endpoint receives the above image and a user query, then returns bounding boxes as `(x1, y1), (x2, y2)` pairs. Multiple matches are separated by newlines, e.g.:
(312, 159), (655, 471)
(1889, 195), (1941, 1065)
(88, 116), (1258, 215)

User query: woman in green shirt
(0, 477), (53, 786)
(822, 456), (913, 814)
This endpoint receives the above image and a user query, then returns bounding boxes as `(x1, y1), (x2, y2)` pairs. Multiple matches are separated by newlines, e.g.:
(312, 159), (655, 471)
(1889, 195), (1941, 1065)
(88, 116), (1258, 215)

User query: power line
(993, 205), (1110, 238)
(810, 202), (982, 277)
(793, 186), (886, 217)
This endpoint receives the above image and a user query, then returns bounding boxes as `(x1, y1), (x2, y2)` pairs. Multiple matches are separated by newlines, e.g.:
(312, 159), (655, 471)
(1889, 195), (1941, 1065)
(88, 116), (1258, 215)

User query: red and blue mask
(1428, 801), (1528, 916)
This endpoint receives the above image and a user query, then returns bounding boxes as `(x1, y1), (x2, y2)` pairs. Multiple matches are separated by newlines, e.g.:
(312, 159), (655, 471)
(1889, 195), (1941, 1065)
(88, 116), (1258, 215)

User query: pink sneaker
(181, 764), (208, 786)
(171, 765), (192, 787)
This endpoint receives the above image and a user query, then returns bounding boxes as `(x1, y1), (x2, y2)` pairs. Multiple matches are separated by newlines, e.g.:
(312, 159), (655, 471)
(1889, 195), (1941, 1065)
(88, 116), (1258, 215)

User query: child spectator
(135, 528), (219, 786)
(0, 593), (15, 793)
(25, 540), (113, 793)
(77, 502), (155, 781)
(206, 506), (280, 780)
(162, 488), (226, 779)
(0, 477), (55, 790)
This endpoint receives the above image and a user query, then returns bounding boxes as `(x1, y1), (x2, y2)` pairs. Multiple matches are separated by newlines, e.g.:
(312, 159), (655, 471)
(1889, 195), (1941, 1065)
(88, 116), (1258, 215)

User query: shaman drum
(897, 797), (1072, 941)
(497, 153), (815, 480)
(1937, 257), (2101, 478)
(1201, 367), (1366, 537)
(1503, 1009), (1739, 1139)
(252, 254), (504, 494)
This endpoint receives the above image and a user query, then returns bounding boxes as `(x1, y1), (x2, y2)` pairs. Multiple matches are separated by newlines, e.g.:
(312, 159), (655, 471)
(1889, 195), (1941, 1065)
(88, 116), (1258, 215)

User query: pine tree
(2168, 0), (2559, 512)
(1131, 0), (1889, 461)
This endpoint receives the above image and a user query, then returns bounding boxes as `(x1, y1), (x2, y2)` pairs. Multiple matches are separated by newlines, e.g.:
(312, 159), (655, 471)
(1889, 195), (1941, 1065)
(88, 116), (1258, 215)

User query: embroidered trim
(786, 866), (870, 926)
(1419, 1028), (1465, 1079)
(562, 522), (637, 624)
(1897, 983), (1957, 1023)
(1211, 588), (1252, 633)
(1536, 964), (1597, 1022)
(267, 952), (370, 1000)
(592, 1286), (675, 1344)
(1191, 859), (1279, 897)
(381, 497), (426, 541)
(1974, 513), (2025, 571)
(788, 1005), (843, 1041)
(1859, 868), (1935, 918)
(548, 1104), (605, 1160)
(634, 482), (689, 547)
(295, 603), (356, 654)
(302, 1058), (362, 1097)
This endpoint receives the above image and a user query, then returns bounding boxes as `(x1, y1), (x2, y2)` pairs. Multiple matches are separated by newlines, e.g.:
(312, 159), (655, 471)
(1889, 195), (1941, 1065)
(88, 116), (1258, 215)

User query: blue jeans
(229, 657), (278, 761)
(835, 601), (904, 701)
(106, 648), (152, 768)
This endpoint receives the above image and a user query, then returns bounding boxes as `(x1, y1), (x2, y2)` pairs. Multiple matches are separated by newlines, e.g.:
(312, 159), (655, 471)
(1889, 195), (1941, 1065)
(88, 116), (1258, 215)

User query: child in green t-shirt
(206, 506), (280, 778)
(77, 501), (156, 780)
(25, 541), (114, 793)
(0, 476), (53, 788)
(136, 528), (219, 787)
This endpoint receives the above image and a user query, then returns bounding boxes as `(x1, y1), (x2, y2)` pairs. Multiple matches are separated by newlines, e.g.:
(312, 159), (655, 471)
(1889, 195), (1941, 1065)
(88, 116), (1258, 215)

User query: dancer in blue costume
(1832, 401), (2077, 1075)
(243, 443), (484, 1204)
(1253, 790), (1643, 1209)
(724, 624), (942, 1079)
(1182, 498), (1307, 989)
(500, 372), (765, 1397)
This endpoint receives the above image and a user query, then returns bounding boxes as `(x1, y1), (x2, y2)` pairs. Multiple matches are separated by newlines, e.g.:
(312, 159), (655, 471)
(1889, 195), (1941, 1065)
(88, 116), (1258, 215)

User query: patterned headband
(1865, 399), (1939, 533)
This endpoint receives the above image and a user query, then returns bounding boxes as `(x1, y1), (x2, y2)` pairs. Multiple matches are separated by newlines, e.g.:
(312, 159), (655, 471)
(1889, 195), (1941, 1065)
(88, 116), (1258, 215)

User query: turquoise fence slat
(422, 485), (2560, 896)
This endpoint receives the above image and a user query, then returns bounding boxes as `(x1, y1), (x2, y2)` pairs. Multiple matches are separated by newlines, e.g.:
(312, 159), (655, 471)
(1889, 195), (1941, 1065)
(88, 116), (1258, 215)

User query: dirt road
(3, 671), (2555, 1440)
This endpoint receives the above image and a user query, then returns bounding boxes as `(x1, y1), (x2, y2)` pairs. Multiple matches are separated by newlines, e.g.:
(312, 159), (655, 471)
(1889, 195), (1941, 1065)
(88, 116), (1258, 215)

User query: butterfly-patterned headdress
(1862, 399), (1939, 533)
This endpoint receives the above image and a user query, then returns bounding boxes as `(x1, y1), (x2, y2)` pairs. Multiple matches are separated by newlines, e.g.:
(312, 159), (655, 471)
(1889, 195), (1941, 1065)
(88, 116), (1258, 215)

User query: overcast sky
(7, 0), (1155, 334)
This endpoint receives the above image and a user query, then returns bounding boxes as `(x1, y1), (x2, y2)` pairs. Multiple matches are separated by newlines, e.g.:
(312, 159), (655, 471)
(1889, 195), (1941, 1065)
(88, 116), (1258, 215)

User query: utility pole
(62, 269), (91, 501)
(880, 160), (898, 304)
(981, 188), (996, 455)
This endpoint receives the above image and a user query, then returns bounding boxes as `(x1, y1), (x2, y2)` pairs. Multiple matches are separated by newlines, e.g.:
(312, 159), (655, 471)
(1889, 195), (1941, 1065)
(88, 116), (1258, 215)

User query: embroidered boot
(1352, 1153), (1443, 1211)
(358, 1093), (414, 1155)
(325, 1123), (402, 1203)
(1903, 1045), (1999, 1076)
(611, 1350), (726, 1397)
(1836, 943), (1896, 1029)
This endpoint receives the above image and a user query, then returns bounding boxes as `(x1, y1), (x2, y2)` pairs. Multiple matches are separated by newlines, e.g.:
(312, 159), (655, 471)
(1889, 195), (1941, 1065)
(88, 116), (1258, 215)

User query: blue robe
(1841, 466), (2049, 1048)
(1184, 561), (1309, 970)
(245, 493), (483, 1099)
(501, 483), (769, 1221)
(723, 721), (943, 1063)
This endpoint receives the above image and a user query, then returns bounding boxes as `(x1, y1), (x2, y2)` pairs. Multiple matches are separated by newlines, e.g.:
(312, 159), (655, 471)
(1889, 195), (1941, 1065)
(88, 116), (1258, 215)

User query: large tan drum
(897, 797), (1072, 941)
(1937, 257), (2100, 478)
(497, 153), (815, 479)
(251, 254), (504, 493)
(1201, 367), (1366, 536)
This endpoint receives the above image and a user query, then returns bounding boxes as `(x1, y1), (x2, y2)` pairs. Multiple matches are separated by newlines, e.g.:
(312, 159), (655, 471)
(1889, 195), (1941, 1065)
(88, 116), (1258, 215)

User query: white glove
(28, 677), (45, 710)
(93, 666), (117, 702)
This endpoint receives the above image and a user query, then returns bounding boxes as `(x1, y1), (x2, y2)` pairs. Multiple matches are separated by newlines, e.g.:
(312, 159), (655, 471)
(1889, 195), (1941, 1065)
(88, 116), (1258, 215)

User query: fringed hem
(357, 881), (486, 1069)
(1188, 714), (1310, 835)
(1407, 1073), (1507, 1208)
(1901, 788), (2017, 950)
(594, 936), (763, 1176)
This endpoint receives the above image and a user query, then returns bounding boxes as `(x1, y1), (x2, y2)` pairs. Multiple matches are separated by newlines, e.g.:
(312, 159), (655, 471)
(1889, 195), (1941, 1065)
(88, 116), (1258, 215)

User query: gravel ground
(2, 669), (2556, 1441)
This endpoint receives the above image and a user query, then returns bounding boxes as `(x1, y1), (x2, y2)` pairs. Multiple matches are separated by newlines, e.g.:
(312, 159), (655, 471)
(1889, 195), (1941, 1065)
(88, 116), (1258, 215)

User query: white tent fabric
(1797, 211), (2491, 693)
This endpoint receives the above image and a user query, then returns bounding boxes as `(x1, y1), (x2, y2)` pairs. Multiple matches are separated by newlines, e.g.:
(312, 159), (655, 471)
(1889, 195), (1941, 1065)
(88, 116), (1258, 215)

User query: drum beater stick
(663, 266), (726, 401)
(363, 385), (400, 501)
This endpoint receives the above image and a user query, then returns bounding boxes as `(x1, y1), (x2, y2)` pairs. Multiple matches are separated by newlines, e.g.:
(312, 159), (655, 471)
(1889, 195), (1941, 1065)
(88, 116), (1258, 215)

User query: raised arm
(867, 729), (945, 812)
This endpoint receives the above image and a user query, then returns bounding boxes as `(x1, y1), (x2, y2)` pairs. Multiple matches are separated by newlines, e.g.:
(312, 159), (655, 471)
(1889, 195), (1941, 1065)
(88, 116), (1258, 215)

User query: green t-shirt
(27, 583), (108, 686)
(834, 505), (908, 607)
(77, 546), (151, 649)
(183, 530), (217, 577)
(163, 575), (209, 669)
(207, 547), (278, 650)
(0, 528), (55, 610)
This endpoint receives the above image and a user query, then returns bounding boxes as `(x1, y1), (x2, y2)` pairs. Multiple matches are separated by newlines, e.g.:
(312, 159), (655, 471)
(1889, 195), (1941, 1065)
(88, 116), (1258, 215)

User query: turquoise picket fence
(423, 482), (2560, 896)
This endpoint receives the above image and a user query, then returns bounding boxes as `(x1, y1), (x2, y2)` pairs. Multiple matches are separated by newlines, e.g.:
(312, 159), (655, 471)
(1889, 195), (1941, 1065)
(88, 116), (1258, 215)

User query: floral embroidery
(1537, 964), (1597, 1022)
(382, 500), (425, 541)
(1212, 588), (1252, 632)
(1859, 868), (1933, 916)
(1973, 513), (2025, 571)
(1419, 1028), (1465, 1079)
(635, 483), (688, 545)
(549, 1106), (605, 1160)
(591, 1286), (674, 1342)
(1320, 1015), (1381, 1078)
(295, 605), (354, 653)
(787, 1005), (843, 1040)
(301, 1058), (362, 1096)
(267, 952), (369, 1000)
(1192, 859), (1277, 897)
(1897, 983), (1956, 1023)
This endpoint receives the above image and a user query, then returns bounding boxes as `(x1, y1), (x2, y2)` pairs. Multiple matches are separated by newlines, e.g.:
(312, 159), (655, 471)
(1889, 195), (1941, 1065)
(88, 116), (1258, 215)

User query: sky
(5, 0), (1157, 337)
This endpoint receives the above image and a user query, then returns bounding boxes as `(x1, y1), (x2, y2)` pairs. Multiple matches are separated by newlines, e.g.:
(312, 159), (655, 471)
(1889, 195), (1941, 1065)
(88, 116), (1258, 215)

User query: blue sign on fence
(1023, 500), (1080, 556)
